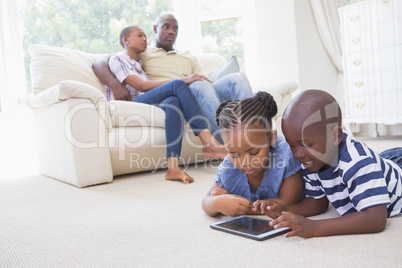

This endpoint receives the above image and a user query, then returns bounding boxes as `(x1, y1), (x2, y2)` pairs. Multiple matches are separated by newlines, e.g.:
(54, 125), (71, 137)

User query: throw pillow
(207, 56), (240, 82)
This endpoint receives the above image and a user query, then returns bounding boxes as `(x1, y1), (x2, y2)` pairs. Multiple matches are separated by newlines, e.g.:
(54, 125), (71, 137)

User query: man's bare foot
(197, 129), (228, 159)
(203, 146), (227, 159)
(165, 167), (194, 184)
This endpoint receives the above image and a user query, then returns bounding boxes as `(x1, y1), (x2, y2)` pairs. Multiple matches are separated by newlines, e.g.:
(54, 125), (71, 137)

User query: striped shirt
(106, 51), (149, 101)
(303, 133), (402, 217)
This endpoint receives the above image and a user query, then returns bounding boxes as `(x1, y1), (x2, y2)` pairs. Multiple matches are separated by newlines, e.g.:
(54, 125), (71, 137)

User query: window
(13, 0), (250, 93)
(19, 0), (173, 93)
(346, 0), (361, 4)
(199, 0), (245, 71)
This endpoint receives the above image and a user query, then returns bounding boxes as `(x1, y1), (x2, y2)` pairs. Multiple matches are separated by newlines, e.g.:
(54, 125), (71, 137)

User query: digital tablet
(210, 215), (291, 241)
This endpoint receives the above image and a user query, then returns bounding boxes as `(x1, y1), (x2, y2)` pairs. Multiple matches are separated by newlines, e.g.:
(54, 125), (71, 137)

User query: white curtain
(310, 0), (348, 110)
(0, 0), (26, 114)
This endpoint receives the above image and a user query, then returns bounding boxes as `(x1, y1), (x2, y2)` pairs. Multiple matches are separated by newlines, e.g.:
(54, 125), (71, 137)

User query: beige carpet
(1, 154), (402, 267)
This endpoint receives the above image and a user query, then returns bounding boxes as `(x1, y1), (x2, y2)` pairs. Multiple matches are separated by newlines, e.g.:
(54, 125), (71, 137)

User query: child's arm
(276, 169), (304, 205)
(252, 170), (303, 214)
(210, 184), (230, 196)
(270, 205), (387, 238)
(202, 182), (252, 217)
(261, 196), (329, 219)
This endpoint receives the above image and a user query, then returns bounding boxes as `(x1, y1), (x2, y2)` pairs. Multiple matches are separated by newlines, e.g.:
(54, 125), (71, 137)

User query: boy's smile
(282, 114), (341, 173)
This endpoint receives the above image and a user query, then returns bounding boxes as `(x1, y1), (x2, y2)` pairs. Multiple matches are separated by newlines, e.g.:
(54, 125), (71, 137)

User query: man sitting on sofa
(92, 14), (254, 144)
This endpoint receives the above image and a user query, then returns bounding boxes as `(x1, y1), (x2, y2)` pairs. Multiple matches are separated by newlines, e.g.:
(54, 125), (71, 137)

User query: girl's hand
(181, 74), (211, 84)
(210, 184), (230, 197)
(216, 195), (252, 217)
(251, 199), (267, 213)
(270, 211), (316, 238)
(258, 199), (287, 219)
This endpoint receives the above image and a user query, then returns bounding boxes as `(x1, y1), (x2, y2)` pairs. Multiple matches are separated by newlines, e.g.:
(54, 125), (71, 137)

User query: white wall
(293, 0), (338, 95)
(246, 0), (338, 96)
(243, 0), (300, 87)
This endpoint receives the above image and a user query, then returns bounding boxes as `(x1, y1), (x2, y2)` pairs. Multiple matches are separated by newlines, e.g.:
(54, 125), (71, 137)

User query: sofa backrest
(29, 44), (227, 95)
(29, 44), (106, 95)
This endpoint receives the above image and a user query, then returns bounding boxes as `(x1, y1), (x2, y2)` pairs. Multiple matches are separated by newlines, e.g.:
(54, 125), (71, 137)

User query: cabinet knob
(350, 15), (360, 22)
(356, 102), (365, 109)
(353, 59), (362, 66)
(354, 80), (364, 87)
(352, 38), (361, 44)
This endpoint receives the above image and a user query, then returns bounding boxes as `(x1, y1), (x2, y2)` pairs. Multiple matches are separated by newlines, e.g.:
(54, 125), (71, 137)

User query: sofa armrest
(19, 80), (111, 130)
(29, 97), (113, 188)
(18, 80), (106, 109)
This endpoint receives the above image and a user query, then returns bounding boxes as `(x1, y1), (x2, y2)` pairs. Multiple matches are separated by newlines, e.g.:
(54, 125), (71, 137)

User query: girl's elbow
(202, 207), (219, 217)
(202, 198), (220, 217)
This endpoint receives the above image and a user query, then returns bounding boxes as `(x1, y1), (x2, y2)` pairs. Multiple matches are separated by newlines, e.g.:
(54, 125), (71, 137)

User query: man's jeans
(188, 73), (253, 144)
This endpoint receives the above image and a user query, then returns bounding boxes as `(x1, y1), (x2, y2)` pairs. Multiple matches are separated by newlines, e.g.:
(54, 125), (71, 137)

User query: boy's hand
(210, 184), (230, 197)
(270, 211), (316, 238)
(216, 195), (252, 217)
(257, 199), (287, 219)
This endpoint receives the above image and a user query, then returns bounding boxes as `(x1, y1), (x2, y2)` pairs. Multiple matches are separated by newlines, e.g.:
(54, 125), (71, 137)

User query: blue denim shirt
(214, 136), (301, 202)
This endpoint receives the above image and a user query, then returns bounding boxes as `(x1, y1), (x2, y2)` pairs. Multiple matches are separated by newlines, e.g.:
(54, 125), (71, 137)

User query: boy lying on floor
(260, 89), (402, 238)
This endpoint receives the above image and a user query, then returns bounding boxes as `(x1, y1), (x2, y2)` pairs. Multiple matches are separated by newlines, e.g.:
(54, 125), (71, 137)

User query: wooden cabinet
(339, 0), (402, 136)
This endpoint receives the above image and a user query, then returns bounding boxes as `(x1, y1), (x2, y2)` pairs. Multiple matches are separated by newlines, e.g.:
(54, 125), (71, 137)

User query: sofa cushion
(196, 53), (226, 74)
(29, 44), (106, 94)
(207, 56), (240, 82)
(108, 101), (166, 128)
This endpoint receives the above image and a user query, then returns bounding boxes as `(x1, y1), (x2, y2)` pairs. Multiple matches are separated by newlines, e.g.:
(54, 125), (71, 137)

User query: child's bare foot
(165, 167), (194, 184)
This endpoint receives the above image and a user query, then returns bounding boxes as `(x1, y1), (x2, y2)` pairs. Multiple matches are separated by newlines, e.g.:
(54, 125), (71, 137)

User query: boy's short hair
(283, 89), (342, 129)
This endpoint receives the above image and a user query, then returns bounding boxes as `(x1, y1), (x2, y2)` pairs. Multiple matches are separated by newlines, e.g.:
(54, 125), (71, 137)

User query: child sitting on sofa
(260, 89), (402, 238)
(202, 91), (304, 217)
(108, 25), (227, 184)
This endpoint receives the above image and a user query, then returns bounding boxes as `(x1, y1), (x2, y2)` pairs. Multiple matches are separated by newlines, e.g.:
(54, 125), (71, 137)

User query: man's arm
(92, 55), (132, 101)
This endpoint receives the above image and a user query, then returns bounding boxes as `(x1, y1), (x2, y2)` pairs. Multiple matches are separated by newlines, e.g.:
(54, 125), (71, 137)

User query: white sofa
(19, 44), (298, 188)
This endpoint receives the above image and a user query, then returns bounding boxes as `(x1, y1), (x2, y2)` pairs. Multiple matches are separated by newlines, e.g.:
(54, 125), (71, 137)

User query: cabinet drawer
(345, 95), (374, 119)
(344, 74), (367, 94)
(343, 44), (402, 74)
(340, 0), (402, 125)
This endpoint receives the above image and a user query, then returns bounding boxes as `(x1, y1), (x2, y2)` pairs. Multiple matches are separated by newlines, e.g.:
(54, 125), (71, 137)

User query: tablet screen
(215, 216), (274, 235)
(210, 216), (290, 241)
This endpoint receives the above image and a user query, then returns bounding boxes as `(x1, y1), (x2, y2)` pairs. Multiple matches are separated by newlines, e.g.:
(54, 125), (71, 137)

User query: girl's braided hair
(215, 91), (278, 131)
